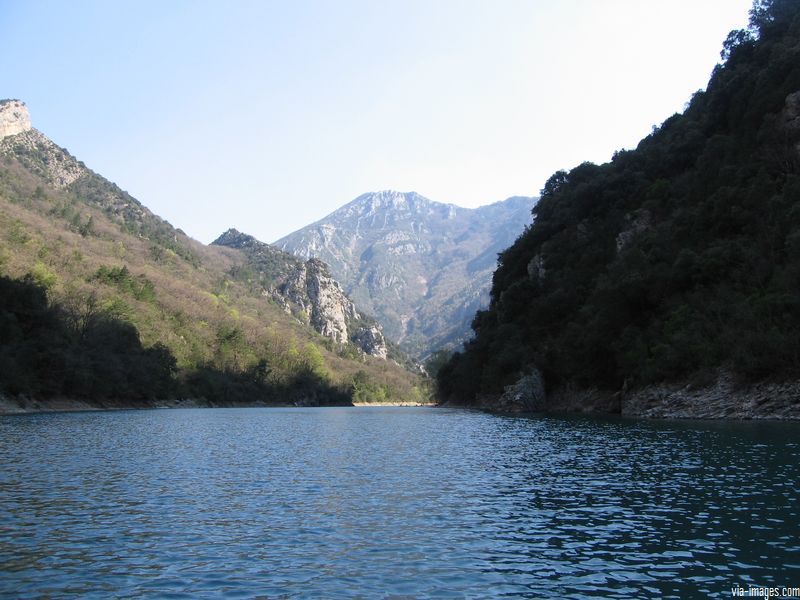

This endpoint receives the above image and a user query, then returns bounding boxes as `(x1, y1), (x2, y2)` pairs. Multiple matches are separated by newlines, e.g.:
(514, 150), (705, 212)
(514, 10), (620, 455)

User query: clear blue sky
(1, 0), (753, 243)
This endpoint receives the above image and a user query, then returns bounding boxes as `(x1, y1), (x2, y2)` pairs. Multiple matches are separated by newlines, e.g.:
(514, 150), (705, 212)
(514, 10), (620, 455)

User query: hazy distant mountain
(276, 190), (535, 358)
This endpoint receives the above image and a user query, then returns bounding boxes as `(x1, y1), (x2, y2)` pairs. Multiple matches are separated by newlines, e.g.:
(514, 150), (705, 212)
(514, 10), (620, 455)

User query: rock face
(615, 209), (651, 253)
(351, 325), (389, 360)
(496, 369), (546, 412)
(0, 101), (86, 189)
(781, 90), (800, 155)
(0, 100), (31, 139)
(280, 258), (357, 345)
(276, 190), (535, 358)
(782, 90), (800, 131)
(621, 372), (800, 420)
(489, 369), (800, 420)
(213, 229), (388, 358)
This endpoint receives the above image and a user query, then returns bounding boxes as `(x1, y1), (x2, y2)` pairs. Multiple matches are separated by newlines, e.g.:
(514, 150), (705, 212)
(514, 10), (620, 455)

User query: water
(0, 407), (798, 598)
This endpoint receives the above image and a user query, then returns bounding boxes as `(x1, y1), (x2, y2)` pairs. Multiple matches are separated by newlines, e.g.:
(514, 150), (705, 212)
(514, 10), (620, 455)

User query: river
(0, 407), (797, 598)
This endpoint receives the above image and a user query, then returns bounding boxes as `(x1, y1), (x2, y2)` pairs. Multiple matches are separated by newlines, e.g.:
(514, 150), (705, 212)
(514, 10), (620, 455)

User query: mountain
(212, 229), (388, 359)
(437, 0), (800, 419)
(0, 100), (427, 410)
(276, 190), (535, 359)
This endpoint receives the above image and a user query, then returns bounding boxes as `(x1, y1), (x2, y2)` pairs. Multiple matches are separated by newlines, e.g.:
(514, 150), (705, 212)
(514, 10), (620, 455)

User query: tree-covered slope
(0, 108), (428, 408)
(438, 0), (800, 406)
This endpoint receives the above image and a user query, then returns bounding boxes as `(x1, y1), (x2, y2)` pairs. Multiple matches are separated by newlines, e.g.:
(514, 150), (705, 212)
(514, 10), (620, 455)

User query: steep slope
(276, 190), (535, 358)
(212, 229), (388, 359)
(0, 100), (427, 409)
(437, 0), (800, 419)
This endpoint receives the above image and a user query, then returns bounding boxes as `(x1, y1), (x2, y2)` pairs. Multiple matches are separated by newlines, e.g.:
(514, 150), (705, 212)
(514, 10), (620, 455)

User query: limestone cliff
(213, 229), (388, 359)
(278, 258), (357, 345)
(0, 100), (31, 139)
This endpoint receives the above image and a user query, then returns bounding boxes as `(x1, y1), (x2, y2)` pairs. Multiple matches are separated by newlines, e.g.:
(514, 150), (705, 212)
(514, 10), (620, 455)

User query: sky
(1, 0), (754, 244)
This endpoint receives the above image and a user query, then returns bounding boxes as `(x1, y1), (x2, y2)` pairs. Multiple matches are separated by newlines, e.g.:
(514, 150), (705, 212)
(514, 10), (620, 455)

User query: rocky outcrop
(621, 372), (800, 420)
(0, 100), (31, 139)
(279, 258), (357, 345)
(781, 90), (800, 157)
(214, 228), (302, 282)
(616, 209), (651, 253)
(351, 325), (388, 360)
(527, 254), (545, 281)
(213, 229), (389, 358)
(782, 90), (800, 133)
(495, 369), (546, 412)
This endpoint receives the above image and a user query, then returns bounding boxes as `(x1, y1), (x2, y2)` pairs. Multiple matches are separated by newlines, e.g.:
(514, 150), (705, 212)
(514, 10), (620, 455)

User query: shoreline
(351, 401), (437, 407)
(0, 396), (439, 416)
(464, 370), (800, 421)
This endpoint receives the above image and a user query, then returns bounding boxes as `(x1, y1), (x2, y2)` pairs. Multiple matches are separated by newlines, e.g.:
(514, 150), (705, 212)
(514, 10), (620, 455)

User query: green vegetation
(0, 118), (428, 408)
(70, 174), (202, 267)
(0, 273), (354, 405)
(0, 274), (175, 401)
(91, 265), (156, 303)
(351, 370), (390, 403)
(438, 0), (800, 403)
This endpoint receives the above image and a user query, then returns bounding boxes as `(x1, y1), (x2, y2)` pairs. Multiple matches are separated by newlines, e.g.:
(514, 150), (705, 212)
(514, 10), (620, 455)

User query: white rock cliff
(0, 100), (31, 139)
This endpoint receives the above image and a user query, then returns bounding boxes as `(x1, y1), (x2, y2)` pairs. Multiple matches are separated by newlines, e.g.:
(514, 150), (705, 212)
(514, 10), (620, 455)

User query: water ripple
(0, 407), (798, 598)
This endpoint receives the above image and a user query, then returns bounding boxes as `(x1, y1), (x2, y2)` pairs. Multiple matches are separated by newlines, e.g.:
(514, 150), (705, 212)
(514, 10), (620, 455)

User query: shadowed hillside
(438, 0), (800, 418)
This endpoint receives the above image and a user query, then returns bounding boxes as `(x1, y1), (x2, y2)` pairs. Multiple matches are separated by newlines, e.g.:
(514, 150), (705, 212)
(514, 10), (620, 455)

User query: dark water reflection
(0, 407), (798, 598)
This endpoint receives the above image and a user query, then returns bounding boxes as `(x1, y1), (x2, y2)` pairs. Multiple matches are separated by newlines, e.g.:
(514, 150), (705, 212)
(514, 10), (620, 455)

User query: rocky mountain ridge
(212, 229), (388, 359)
(276, 190), (535, 358)
(0, 100), (198, 267)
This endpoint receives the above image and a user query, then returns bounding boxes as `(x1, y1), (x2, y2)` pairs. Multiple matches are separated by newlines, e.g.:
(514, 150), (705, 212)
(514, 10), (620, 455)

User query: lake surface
(0, 407), (798, 598)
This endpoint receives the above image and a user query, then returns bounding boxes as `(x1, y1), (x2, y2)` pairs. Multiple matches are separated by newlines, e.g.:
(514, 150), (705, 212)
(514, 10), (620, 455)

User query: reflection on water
(0, 407), (798, 598)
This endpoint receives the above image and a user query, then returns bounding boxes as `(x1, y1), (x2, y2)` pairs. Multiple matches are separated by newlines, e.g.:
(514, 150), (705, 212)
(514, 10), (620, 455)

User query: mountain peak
(212, 228), (253, 247)
(276, 192), (536, 357)
(352, 190), (428, 211)
(330, 190), (467, 225)
(0, 100), (32, 139)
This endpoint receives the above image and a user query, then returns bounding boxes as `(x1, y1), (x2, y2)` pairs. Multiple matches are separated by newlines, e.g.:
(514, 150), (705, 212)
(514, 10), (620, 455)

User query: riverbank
(0, 395), (340, 415)
(470, 370), (800, 420)
(0, 395), (439, 415)
(620, 373), (800, 420)
(0, 395), (149, 415)
(352, 401), (437, 407)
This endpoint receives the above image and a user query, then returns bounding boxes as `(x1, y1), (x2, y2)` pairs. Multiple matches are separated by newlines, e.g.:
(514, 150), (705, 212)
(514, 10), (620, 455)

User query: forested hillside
(438, 0), (800, 408)
(0, 110), (428, 409)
